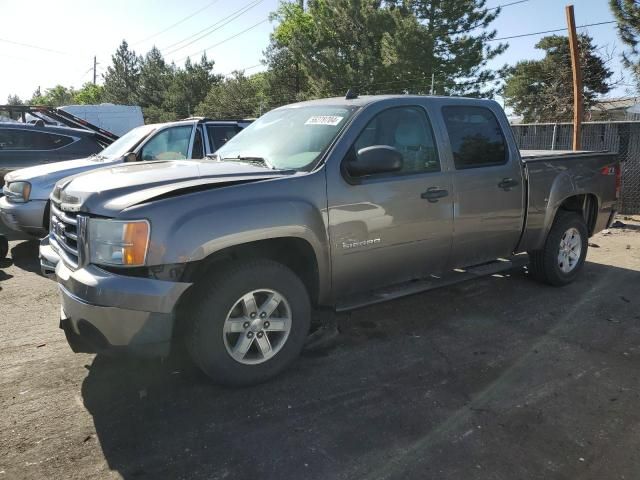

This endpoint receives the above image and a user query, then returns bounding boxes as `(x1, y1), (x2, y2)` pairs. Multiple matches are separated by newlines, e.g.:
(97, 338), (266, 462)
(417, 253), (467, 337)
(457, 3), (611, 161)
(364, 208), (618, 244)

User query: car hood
(56, 159), (296, 216)
(4, 156), (122, 199)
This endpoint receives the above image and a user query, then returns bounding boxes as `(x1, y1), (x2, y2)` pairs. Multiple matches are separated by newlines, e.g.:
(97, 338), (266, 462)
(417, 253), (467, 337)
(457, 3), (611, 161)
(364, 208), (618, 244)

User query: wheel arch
(174, 235), (322, 321)
(553, 193), (600, 236)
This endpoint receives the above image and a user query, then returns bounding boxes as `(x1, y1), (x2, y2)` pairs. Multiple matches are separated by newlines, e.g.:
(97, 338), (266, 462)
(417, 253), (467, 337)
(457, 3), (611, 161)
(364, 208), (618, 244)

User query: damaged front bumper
(56, 260), (191, 357)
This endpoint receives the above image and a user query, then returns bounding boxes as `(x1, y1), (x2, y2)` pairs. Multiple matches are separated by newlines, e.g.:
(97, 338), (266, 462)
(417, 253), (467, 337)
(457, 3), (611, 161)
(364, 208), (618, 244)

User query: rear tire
(0, 235), (8, 260)
(185, 259), (311, 386)
(528, 210), (588, 286)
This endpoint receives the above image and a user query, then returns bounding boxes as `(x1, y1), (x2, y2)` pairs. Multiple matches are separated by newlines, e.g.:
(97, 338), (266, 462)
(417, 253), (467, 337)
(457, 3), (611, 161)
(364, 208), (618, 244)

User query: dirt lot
(1, 222), (640, 480)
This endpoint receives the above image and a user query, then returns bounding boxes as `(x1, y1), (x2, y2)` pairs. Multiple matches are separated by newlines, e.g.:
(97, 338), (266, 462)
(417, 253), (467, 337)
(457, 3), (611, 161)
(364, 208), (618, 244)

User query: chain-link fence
(511, 122), (640, 214)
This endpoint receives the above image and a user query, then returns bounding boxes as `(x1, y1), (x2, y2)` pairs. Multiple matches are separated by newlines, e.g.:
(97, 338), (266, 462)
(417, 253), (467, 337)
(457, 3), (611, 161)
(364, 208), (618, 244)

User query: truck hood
(4, 156), (122, 199)
(56, 159), (295, 216)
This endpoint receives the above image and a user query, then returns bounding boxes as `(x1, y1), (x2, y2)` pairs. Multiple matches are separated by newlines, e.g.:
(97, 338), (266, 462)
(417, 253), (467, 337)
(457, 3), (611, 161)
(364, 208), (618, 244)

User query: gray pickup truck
(47, 95), (619, 385)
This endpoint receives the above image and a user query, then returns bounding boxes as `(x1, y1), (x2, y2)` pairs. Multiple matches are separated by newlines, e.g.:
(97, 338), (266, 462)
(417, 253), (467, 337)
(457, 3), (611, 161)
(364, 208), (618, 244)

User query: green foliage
(73, 83), (105, 104)
(7, 1), (517, 121)
(138, 46), (173, 109)
(103, 40), (141, 104)
(265, 0), (507, 99)
(610, 0), (640, 90)
(163, 55), (220, 120)
(196, 72), (267, 118)
(6, 94), (23, 105)
(29, 85), (75, 107)
(502, 35), (612, 122)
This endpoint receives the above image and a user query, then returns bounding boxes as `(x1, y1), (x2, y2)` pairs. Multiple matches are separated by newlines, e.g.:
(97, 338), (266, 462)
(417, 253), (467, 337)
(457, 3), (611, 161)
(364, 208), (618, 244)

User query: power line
(222, 63), (264, 76)
(133, 0), (220, 45)
(487, 0), (529, 11)
(489, 20), (616, 42)
(175, 18), (269, 62)
(162, 0), (264, 55)
(0, 37), (67, 55)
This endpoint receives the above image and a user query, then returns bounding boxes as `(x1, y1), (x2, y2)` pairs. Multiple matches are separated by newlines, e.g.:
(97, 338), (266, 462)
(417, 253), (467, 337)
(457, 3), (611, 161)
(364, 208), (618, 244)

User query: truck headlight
(6, 181), (31, 202)
(88, 219), (150, 266)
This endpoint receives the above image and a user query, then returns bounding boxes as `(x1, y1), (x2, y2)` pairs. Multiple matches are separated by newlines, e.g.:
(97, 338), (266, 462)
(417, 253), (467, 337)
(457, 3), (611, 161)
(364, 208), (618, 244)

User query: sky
(0, 0), (633, 102)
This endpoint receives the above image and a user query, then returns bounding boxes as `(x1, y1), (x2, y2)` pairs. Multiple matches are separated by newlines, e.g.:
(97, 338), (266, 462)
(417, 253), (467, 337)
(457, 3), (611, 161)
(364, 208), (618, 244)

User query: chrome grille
(50, 200), (80, 268)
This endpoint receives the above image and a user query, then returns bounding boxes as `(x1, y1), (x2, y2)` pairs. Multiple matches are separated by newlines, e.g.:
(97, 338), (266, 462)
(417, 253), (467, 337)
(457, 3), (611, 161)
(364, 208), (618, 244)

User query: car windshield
(214, 105), (358, 171)
(96, 124), (157, 160)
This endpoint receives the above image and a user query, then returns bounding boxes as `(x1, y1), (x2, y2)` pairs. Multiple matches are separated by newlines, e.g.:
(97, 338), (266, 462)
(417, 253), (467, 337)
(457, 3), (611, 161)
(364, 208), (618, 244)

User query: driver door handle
(421, 187), (449, 203)
(498, 178), (519, 191)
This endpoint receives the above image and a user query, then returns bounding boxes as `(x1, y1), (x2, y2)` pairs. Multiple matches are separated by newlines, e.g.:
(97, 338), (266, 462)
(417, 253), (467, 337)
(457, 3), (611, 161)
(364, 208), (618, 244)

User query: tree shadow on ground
(81, 261), (640, 480)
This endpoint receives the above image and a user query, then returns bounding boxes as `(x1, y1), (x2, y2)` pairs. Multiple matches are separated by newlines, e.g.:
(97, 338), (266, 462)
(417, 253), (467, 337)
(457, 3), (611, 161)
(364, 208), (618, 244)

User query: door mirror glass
(123, 152), (137, 163)
(346, 145), (403, 177)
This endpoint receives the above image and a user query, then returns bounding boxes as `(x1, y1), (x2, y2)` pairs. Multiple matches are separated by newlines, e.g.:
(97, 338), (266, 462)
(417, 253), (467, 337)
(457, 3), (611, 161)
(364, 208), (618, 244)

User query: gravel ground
(1, 221), (639, 480)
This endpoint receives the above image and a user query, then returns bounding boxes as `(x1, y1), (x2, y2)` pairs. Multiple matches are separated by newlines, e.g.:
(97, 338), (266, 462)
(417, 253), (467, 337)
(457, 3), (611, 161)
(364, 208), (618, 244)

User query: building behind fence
(511, 122), (640, 214)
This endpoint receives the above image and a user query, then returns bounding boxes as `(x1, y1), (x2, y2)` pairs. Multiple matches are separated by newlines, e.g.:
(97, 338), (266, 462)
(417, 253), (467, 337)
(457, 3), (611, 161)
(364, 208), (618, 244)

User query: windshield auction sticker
(305, 115), (344, 126)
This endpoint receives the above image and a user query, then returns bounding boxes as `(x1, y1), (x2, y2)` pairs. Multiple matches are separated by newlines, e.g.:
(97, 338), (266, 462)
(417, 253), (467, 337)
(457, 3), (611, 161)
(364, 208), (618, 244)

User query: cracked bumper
(56, 260), (192, 357)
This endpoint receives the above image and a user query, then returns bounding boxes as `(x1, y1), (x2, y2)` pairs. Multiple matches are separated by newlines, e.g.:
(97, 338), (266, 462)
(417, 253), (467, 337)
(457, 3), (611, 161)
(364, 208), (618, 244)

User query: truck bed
(518, 149), (619, 252)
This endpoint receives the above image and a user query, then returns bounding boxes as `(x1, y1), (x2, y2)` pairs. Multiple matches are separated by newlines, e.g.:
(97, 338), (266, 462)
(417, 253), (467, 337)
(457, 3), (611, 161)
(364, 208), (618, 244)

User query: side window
(43, 132), (74, 149)
(207, 125), (241, 151)
(140, 126), (192, 161)
(442, 106), (507, 169)
(0, 129), (73, 150)
(351, 107), (440, 175)
(192, 127), (204, 159)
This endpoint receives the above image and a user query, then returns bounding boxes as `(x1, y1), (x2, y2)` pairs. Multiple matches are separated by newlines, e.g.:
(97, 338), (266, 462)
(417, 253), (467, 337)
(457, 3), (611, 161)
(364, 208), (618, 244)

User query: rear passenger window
(442, 106), (507, 169)
(352, 107), (440, 175)
(0, 129), (74, 150)
(207, 125), (241, 151)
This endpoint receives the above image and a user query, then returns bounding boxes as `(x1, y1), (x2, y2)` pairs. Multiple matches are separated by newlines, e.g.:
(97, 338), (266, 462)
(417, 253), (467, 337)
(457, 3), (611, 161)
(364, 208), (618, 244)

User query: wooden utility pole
(566, 5), (582, 150)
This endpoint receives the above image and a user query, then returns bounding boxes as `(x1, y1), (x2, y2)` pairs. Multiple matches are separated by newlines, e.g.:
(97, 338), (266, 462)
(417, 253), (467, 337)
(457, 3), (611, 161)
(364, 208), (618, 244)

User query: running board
(336, 255), (529, 312)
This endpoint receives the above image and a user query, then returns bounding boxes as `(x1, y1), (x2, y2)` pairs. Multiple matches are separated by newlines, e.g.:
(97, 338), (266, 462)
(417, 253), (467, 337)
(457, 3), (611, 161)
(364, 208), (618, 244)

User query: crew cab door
(204, 123), (243, 153)
(327, 104), (453, 299)
(441, 105), (524, 267)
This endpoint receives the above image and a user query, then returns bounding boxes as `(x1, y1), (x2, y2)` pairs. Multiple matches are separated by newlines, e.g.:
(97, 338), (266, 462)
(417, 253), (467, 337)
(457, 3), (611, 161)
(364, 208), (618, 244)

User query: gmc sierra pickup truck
(47, 95), (619, 385)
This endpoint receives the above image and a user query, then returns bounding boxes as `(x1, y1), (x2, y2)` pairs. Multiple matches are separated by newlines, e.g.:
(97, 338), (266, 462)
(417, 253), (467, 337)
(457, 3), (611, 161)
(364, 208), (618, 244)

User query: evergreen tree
(392, 0), (507, 96)
(138, 46), (173, 112)
(502, 35), (612, 122)
(164, 54), (219, 119)
(196, 72), (266, 119)
(267, 0), (507, 98)
(103, 40), (141, 104)
(6, 94), (23, 106)
(610, 0), (640, 89)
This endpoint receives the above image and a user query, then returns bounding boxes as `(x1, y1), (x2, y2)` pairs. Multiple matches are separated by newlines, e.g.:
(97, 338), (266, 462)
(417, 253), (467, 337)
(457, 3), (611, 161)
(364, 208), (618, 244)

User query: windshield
(97, 124), (157, 159)
(214, 105), (358, 170)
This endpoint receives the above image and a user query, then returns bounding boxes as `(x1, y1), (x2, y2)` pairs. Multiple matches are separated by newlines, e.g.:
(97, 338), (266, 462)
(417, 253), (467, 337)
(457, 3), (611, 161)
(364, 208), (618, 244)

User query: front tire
(185, 259), (311, 386)
(528, 210), (588, 286)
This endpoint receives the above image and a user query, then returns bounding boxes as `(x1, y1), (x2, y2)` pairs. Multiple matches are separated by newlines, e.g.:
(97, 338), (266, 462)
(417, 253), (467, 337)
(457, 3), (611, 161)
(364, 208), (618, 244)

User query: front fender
(131, 173), (331, 302)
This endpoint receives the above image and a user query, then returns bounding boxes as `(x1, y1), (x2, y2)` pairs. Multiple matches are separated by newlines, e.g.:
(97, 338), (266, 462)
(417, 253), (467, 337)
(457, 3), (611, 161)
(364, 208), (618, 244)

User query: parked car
(1, 118), (250, 249)
(46, 95), (619, 385)
(0, 122), (104, 185)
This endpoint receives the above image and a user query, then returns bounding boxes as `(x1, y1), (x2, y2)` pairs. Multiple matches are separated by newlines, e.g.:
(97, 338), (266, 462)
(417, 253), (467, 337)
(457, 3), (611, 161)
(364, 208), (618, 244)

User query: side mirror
(124, 152), (138, 163)
(346, 145), (403, 177)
